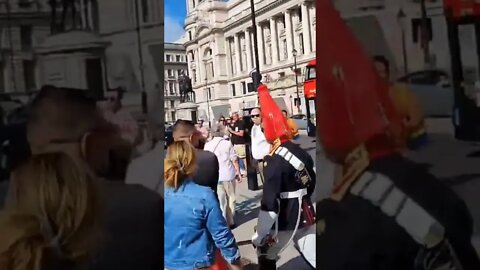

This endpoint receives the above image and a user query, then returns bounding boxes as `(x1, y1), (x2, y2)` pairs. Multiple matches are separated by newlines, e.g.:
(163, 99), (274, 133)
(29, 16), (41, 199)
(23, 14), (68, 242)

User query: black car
(165, 124), (173, 149)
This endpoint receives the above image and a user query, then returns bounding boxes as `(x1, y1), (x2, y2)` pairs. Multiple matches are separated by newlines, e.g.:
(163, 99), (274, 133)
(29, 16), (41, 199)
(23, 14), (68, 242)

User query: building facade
(335, 0), (450, 78)
(0, 1), (50, 96)
(0, 0), (163, 123)
(164, 42), (188, 124)
(183, 0), (316, 123)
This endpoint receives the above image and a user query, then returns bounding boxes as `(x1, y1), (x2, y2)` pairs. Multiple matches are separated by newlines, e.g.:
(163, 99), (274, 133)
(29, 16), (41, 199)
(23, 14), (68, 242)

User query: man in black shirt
(228, 112), (247, 175)
(173, 119), (220, 193)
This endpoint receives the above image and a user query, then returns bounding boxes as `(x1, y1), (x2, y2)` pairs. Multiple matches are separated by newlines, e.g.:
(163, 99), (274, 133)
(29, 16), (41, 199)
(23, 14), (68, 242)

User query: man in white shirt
(250, 107), (271, 183)
(204, 125), (241, 228)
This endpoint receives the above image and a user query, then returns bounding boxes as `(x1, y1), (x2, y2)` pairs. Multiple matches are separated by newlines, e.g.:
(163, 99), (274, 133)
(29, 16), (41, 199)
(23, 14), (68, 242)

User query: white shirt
(204, 137), (237, 182)
(126, 142), (164, 194)
(251, 124), (271, 160)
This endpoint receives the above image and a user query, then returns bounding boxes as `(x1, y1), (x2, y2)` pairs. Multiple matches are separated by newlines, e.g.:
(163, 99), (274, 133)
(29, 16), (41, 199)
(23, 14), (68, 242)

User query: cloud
(165, 16), (185, 43)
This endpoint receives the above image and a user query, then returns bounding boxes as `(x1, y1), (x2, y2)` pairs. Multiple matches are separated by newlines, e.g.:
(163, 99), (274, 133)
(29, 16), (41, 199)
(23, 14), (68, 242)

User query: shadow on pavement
(236, 192), (262, 226)
(279, 256), (310, 270)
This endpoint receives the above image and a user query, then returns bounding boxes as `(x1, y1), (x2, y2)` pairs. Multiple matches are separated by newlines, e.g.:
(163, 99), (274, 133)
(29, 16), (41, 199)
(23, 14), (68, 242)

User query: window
(18, 0), (32, 7)
(247, 82), (254, 92)
(166, 55), (171, 62)
(189, 31), (192, 41)
(141, 0), (149, 23)
(210, 62), (214, 78)
(192, 0), (195, 8)
(176, 55), (181, 62)
(283, 40), (287, 60)
(279, 72), (285, 78)
(231, 84), (236, 97)
(241, 82), (246, 95)
(170, 100), (175, 108)
(169, 82), (175, 94)
(299, 34), (304, 54)
(193, 69), (197, 83)
(20, 25), (32, 51)
(167, 69), (173, 77)
(23, 60), (36, 90)
(178, 69), (182, 77)
(298, 8), (302, 23)
(305, 66), (316, 81)
(208, 88), (212, 99)
(171, 111), (176, 121)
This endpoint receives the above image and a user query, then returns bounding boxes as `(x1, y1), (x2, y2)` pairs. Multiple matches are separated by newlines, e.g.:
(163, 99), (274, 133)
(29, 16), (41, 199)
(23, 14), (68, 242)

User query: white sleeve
(229, 142), (237, 161)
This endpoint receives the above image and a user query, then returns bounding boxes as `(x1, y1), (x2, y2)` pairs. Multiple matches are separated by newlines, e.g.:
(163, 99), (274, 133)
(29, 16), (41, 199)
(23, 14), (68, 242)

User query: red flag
(316, 0), (402, 157)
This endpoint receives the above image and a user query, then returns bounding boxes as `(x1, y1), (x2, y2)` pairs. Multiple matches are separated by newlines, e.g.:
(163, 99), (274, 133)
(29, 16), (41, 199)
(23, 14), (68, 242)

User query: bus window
(306, 66), (316, 81)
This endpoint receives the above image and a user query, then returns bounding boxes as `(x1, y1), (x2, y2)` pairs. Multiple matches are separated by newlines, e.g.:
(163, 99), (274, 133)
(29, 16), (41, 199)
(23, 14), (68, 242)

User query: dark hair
(373, 55), (390, 75)
(282, 110), (288, 114)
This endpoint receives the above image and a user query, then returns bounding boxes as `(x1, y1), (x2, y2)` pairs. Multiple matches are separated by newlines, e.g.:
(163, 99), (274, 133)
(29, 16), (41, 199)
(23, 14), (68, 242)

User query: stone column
(187, 51), (193, 79)
(245, 28), (253, 70)
(196, 48), (202, 83)
(285, 10), (294, 59)
(302, 3), (312, 54)
(257, 24), (265, 68)
(225, 37), (233, 77)
(234, 33), (242, 74)
(80, 0), (87, 29)
(270, 17), (279, 65)
(310, 5), (316, 52)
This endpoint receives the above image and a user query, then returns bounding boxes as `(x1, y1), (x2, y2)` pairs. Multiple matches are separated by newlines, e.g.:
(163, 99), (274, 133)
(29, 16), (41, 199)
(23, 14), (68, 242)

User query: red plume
(258, 84), (291, 143)
(315, 0), (402, 157)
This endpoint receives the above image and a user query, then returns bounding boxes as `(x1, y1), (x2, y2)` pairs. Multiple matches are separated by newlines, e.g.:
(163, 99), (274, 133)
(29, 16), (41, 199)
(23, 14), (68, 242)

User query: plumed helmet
(316, 0), (403, 160)
(257, 84), (292, 143)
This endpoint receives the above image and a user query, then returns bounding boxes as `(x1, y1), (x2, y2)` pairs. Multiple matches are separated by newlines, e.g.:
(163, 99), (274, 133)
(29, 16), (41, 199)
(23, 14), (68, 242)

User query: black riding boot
(258, 256), (276, 270)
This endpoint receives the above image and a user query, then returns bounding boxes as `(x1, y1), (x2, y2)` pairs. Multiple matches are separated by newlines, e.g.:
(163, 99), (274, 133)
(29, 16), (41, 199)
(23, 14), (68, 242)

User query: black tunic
(261, 141), (316, 231)
(317, 153), (480, 270)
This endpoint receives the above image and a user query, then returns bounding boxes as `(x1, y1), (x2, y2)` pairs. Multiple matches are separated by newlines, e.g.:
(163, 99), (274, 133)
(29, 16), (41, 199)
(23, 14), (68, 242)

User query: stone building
(164, 42), (188, 124)
(0, 1), (50, 97)
(0, 0), (163, 122)
(335, 0), (450, 78)
(183, 0), (316, 123)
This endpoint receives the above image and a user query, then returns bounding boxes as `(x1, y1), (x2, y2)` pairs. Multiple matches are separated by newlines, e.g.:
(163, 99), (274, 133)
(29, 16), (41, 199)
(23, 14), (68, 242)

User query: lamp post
(289, 95), (293, 114)
(397, 8), (408, 75)
(420, 0), (431, 66)
(134, 0), (147, 114)
(292, 49), (300, 113)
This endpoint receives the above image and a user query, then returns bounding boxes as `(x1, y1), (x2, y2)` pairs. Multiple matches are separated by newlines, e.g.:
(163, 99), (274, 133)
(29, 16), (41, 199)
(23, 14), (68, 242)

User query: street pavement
(232, 134), (316, 269)
(405, 118), (480, 253)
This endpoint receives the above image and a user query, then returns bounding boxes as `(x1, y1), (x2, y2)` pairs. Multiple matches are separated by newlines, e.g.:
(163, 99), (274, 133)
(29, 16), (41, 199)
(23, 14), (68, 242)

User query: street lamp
(292, 48), (301, 113)
(397, 8), (408, 75)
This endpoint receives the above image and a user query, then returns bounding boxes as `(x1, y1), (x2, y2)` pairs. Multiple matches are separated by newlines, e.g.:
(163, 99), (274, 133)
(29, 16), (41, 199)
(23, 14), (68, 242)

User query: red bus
(304, 59), (316, 136)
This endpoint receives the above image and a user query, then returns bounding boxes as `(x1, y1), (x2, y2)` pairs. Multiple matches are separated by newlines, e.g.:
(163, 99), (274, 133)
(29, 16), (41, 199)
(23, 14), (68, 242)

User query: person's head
(27, 86), (100, 155)
(164, 141), (196, 189)
(251, 107), (262, 125)
(218, 116), (225, 124)
(226, 118), (231, 124)
(173, 119), (205, 149)
(373, 55), (390, 81)
(106, 89), (123, 112)
(282, 110), (288, 118)
(0, 152), (101, 269)
(27, 86), (120, 177)
(232, 112), (239, 121)
(211, 125), (226, 138)
(197, 119), (204, 127)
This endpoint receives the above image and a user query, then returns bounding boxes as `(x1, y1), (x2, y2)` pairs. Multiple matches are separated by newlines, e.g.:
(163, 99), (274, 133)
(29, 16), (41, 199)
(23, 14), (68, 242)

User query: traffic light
(251, 71), (262, 91)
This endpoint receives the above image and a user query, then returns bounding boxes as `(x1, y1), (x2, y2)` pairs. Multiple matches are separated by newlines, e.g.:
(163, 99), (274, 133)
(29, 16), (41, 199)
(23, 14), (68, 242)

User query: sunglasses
(251, 114), (260, 118)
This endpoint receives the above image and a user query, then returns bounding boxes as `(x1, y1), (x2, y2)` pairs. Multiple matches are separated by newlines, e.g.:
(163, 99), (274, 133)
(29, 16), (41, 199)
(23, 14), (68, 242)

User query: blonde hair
(164, 141), (197, 189)
(0, 152), (101, 270)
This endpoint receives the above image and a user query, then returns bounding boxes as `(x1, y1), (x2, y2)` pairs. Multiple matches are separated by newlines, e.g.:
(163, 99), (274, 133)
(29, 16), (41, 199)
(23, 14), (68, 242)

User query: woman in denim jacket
(164, 141), (243, 270)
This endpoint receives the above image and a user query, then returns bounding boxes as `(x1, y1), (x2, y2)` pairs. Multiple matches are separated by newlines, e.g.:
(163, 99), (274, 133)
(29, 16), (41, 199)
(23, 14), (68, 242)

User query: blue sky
(165, 0), (187, 43)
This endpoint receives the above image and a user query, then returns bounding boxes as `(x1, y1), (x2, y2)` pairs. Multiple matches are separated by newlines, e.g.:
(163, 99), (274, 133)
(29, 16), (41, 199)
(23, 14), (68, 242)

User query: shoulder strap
(212, 138), (224, 155)
(274, 146), (305, 171)
(351, 172), (445, 248)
